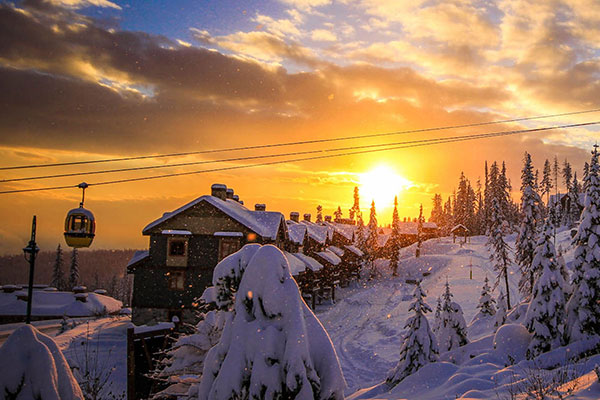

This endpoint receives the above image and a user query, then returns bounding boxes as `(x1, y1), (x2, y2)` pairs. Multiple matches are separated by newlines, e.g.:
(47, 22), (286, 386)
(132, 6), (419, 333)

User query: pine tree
(495, 289), (507, 330)
(430, 194), (444, 227)
(524, 217), (566, 358)
(568, 172), (582, 225)
(51, 244), (65, 291)
(356, 212), (366, 251)
(386, 281), (438, 385)
(516, 152), (541, 299)
(416, 204), (424, 258)
(366, 201), (379, 277)
(487, 197), (512, 309)
(333, 206), (342, 223)
(562, 159), (573, 193)
(541, 159), (553, 206)
(389, 196), (401, 276)
(437, 281), (468, 352)
(433, 296), (443, 333)
(316, 205), (323, 223)
(68, 249), (79, 289)
(477, 276), (496, 317)
(349, 186), (360, 223)
(566, 145), (600, 342)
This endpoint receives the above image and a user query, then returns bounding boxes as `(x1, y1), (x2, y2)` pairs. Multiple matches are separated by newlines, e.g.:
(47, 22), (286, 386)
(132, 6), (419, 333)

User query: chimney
(290, 212), (299, 222)
(239, 200), (244, 205)
(232, 194), (240, 202)
(211, 183), (227, 200)
(303, 213), (311, 222)
(255, 203), (266, 211)
(325, 215), (332, 222)
(226, 188), (234, 199)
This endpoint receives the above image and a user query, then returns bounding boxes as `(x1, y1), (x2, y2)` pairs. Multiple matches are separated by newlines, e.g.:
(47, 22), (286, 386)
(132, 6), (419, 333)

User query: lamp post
(23, 216), (39, 324)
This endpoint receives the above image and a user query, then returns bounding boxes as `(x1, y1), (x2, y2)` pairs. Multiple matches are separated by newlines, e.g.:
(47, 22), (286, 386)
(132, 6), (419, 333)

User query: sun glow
(359, 165), (413, 209)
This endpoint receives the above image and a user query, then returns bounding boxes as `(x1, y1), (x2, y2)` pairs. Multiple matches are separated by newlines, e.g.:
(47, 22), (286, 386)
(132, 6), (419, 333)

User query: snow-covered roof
(451, 224), (469, 232)
(327, 246), (344, 257)
(143, 195), (284, 240)
(162, 229), (192, 235)
(300, 221), (328, 244)
(127, 250), (149, 267)
(344, 245), (364, 257)
(331, 223), (355, 241)
(284, 252), (307, 275)
(316, 250), (342, 266)
(214, 231), (244, 237)
(377, 233), (391, 247)
(293, 253), (324, 272)
(287, 223), (307, 245)
(0, 290), (122, 317)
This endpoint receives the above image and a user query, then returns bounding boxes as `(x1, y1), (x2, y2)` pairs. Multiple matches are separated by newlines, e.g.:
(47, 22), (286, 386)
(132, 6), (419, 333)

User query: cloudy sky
(0, 0), (598, 254)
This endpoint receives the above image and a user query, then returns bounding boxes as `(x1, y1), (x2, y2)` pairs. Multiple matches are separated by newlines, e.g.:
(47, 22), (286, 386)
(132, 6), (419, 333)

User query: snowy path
(317, 236), (522, 395)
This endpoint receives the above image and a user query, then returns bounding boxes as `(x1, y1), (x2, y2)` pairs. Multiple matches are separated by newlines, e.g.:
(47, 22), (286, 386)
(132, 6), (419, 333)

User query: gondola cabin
(64, 207), (96, 248)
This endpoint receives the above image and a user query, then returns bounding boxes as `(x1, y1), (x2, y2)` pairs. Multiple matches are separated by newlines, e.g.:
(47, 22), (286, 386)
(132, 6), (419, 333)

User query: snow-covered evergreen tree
(416, 204), (424, 258)
(366, 200), (379, 277)
(389, 196), (401, 276)
(386, 281), (438, 385)
(51, 244), (65, 291)
(477, 276), (496, 317)
(524, 217), (567, 358)
(433, 296), (442, 333)
(349, 186), (360, 223)
(437, 281), (469, 352)
(516, 152), (541, 299)
(487, 197), (512, 309)
(334, 206), (343, 223)
(356, 212), (366, 251)
(495, 289), (507, 330)
(195, 245), (345, 399)
(566, 145), (600, 342)
(316, 205), (323, 223)
(541, 159), (553, 206)
(568, 172), (582, 225)
(68, 249), (79, 290)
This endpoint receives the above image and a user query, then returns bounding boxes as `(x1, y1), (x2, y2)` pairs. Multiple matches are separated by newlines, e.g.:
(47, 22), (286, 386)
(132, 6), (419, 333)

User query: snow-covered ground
(0, 289), (122, 317)
(315, 231), (600, 399)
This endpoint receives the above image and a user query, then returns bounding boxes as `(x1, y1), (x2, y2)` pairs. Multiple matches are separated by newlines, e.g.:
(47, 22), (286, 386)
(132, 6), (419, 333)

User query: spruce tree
(389, 196), (401, 276)
(516, 152), (541, 299)
(68, 249), (79, 289)
(495, 288), (507, 330)
(356, 212), (366, 251)
(566, 145), (600, 342)
(433, 296), (442, 333)
(524, 217), (566, 358)
(562, 159), (573, 193)
(366, 201), (379, 277)
(430, 194), (444, 227)
(437, 281), (469, 352)
(568, 172), (582, 225)
(416, 204), (424, 258)
(316, 205), (323, 223)
(51, 244), (65, 291)
(349, 186), (360, 222)
(387, 281), (438, 385)
(487, 197), (512, 309)
(477, 276), (496, 317)
(541, 159), (553, 206)
(334, 206), (343, 223)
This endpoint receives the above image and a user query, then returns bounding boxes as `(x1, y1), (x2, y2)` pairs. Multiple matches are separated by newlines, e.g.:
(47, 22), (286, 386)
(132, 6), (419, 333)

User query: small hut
(451, 224), (470, 243)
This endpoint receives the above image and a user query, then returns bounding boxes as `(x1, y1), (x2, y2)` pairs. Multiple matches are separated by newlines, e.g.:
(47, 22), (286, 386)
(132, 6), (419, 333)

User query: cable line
(1, 108), (599, 171)
(1, 121), (596, 194)
(1, 121), (597, 183)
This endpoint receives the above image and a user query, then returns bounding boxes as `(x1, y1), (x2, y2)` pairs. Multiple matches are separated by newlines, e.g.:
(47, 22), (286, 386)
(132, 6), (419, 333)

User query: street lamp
(23, 216), (39, 325)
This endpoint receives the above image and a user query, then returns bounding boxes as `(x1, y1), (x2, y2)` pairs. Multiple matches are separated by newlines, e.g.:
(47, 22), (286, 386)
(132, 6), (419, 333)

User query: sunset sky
(0, 0), (599, 254)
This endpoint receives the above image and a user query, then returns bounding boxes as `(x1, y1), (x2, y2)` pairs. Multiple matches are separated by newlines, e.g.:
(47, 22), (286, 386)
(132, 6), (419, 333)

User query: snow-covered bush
(387, 281), (438, 385)
(437, 281), (468, 352)
(212, 244), (261, 310)
(524, 217), (566, 358)
(193, 245), (345, 399)
(495, 289), (507, 331)
(0, 325), (83, 399)
(493, 324), (531, 365)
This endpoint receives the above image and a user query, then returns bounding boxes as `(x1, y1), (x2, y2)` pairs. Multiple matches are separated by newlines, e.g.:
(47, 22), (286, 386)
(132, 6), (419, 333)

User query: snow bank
(493, 324), (531, 364)
(0, 290), (122, 317)
(0, 325), (83, 399)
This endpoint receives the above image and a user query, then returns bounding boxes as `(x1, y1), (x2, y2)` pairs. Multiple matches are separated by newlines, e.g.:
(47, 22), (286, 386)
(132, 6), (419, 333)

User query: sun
(359, 165), (413, 209)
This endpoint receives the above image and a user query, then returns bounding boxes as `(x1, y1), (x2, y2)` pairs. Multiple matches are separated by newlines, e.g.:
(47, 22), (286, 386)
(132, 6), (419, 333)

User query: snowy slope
(316, 233), (599, 399)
